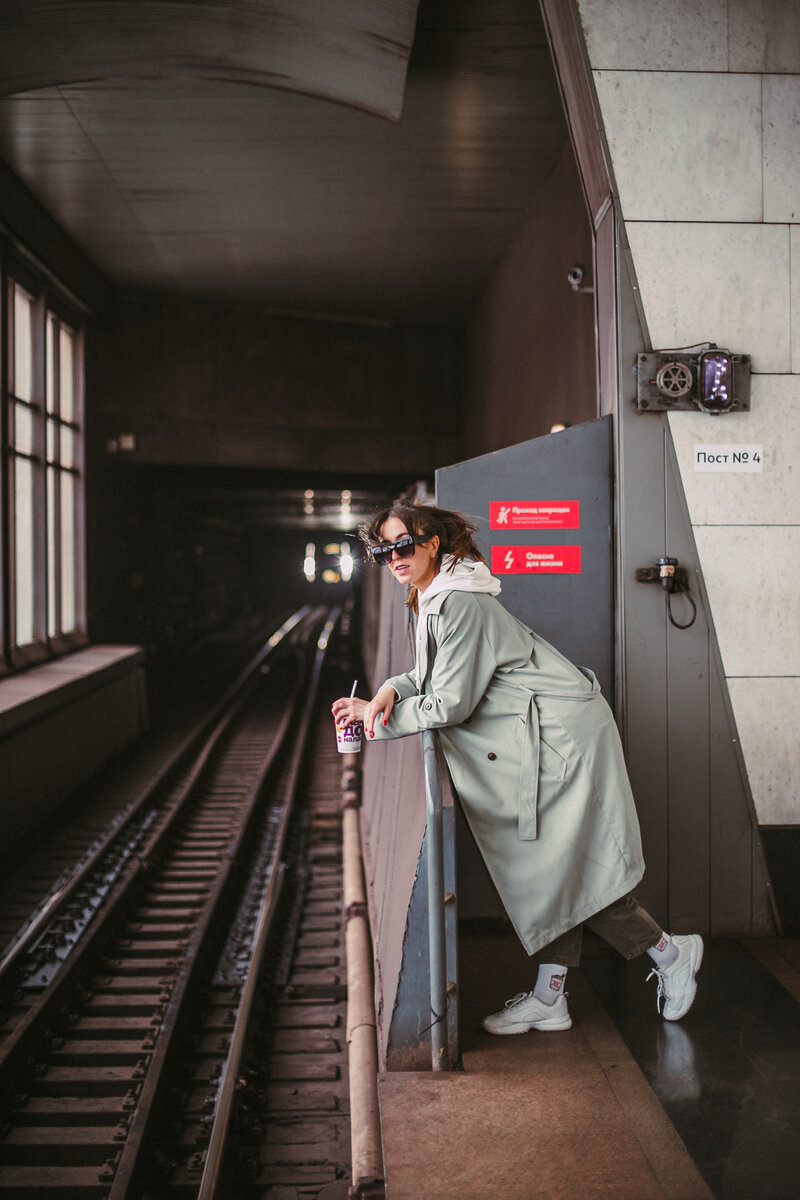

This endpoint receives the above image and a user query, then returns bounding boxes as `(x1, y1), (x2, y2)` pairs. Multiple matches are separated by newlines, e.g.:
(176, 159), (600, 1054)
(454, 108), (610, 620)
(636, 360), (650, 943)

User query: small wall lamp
(635, 343), (751, 414)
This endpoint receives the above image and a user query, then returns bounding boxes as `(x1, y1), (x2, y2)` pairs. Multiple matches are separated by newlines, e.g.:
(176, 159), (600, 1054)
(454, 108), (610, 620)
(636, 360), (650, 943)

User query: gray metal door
(436, 415), (614, 698)
(436, 417), (615, 922)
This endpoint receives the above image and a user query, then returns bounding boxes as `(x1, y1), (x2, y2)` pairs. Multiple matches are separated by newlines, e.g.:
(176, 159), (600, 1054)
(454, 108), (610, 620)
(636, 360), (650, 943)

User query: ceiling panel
(0, 0), (419, 119)
(0, 0), (568, 324)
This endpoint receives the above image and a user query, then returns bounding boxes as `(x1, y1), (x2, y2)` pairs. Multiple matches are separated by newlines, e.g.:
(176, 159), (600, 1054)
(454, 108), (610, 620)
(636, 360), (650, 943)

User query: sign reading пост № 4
(693, 444), (763, 472)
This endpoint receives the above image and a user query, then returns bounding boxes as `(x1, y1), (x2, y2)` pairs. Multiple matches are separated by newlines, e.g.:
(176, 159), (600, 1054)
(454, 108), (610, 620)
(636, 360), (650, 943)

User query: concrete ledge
(0, 645), (148, 858)
(0, 645), (145, 739)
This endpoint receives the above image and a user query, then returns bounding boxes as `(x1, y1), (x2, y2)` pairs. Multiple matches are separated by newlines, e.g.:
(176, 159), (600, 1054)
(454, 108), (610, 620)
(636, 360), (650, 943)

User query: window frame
(3, 246), (87, 670)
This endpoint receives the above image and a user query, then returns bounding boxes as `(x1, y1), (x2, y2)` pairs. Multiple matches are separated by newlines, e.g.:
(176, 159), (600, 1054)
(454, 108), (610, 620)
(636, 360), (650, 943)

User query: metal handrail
(422, 730), (448, 1070)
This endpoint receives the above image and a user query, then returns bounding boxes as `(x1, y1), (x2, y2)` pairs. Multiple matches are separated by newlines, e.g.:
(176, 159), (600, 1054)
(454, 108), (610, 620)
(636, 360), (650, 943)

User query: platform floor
(378, 929), (800, 1200)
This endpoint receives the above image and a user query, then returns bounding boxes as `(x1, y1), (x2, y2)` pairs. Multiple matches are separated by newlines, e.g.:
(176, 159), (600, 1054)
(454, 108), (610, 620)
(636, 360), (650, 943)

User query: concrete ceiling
(0, 0), (568, 324)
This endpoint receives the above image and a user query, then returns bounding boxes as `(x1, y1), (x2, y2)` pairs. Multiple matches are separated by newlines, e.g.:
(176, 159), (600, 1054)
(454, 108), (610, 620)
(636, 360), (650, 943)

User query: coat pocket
(538, 736), (567, 782)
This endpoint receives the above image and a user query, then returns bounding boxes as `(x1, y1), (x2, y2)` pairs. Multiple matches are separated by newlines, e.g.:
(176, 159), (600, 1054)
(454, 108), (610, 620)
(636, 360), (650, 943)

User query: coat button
(487, 752), (496, 760)
(423, 701), (432, 711)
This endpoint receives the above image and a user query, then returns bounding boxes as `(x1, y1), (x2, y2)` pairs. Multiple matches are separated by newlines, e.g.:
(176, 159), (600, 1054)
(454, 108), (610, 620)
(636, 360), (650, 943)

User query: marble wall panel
(593, 71), (762, 222)
(763, 75), (800, 222)
(693, 525), (800, 678)
(793, 226), (800, 375)
(577, 0), (728, 71)
(626, 221), (791, 373)
(729, 0), (800, 74)
(667, 374), (800, 526)
(728, 677), (800, 824)
(575, 0), (800, 828)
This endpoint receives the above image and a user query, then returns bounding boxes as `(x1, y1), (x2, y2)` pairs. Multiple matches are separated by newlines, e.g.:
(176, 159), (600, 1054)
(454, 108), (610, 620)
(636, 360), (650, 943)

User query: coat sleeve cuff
(384, 671), (417, 700)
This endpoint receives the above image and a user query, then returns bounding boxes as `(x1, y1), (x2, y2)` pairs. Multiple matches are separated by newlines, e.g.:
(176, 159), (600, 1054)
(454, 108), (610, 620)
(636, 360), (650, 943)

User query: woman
(331, 501), (702, 1032)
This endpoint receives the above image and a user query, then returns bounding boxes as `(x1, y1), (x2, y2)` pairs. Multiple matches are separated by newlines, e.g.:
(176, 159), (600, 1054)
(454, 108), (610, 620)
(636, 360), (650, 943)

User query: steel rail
(196, 607), (342, 1200)
(0, 606), (345, 1200)
(106, 640), (319, 1199)
(0, 606), (312, 988)
(0, 665), (305, 1127)
(0, 612), (328, 1198)
(0, 609), (316, 1088)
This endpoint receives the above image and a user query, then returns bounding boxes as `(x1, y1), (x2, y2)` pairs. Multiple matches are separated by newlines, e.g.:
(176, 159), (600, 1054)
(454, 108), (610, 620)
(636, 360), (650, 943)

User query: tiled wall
(577, 0), (800, 824)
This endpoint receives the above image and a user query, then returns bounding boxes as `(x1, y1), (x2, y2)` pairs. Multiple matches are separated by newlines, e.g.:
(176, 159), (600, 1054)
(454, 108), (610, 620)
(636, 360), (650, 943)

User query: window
(47, 315), (83, 643)
(4, 257), (86, 668)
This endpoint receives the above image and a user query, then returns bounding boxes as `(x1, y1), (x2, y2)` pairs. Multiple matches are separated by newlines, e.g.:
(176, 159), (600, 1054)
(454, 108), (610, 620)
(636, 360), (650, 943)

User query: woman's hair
(360, 499), (485, 612)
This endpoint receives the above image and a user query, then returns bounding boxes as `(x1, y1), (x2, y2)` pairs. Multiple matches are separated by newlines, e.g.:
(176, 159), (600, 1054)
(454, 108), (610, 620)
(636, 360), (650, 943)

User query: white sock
(533, 963), (568, 1005)
(647, 933), (679, 968)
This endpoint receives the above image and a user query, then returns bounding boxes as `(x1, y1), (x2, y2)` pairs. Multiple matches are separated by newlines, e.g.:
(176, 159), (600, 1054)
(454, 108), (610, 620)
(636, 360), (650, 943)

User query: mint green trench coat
(370, 589), (645, 956)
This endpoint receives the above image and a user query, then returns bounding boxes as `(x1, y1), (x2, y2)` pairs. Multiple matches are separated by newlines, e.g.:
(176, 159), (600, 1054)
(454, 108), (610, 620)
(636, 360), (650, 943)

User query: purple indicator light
(699, 350), (734, 412)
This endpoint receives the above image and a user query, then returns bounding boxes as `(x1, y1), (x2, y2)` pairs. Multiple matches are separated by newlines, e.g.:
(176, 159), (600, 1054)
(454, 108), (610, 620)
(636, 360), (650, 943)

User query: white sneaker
(647, 933), (704, 1021)
(481, 990), (572, 1034)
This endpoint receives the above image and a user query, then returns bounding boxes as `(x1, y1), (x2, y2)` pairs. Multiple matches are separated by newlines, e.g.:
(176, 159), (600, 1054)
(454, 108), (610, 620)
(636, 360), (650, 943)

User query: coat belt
(517, 668), (601, 842)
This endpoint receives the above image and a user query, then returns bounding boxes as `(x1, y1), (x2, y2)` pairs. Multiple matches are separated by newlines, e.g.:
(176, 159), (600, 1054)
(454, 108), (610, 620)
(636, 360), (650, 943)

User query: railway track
(0, 604), (364, 1198)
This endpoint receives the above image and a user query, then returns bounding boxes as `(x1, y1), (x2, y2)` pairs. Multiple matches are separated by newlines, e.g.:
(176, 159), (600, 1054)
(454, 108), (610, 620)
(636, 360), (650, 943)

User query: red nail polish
(383, 718), (387, 726)
(369, 731), (374, 738)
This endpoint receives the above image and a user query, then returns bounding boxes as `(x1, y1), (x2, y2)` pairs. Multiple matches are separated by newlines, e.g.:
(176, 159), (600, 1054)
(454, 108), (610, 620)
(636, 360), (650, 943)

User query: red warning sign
(492, 545), (582, 575)
(490, 501), (580, 530)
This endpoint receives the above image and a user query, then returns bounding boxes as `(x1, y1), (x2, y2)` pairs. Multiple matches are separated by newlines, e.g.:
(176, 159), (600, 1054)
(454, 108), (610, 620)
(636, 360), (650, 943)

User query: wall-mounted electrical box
(635, 345), (751, 415)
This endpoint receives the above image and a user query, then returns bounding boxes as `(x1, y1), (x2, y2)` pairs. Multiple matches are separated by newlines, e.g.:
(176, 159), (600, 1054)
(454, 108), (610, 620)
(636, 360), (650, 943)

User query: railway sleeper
(267, 1057), (340, 1084)
(67, 1014), (159, 1029)
(85, 981), (173, 1000)
(123, 923), (192, 937)
(49, 1039), (157, 1062)
(110, 939), (191, 955)
(0, 1161), (122, 1195)
(256, 1161), (346, 1189)
(259, 1135), (350, 1167)
(5, 1092), (138, 1124)
(27, 1064), (149, 1095)
(274, 1004), (341, 1030)
(137, 907), (199, 921)
(269, 1030), (342, 1055)
(0, 1122), (128, 1164)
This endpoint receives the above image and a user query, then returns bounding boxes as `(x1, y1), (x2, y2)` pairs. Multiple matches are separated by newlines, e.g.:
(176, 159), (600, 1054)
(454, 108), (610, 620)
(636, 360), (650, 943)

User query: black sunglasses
(371, 534), (428, 567)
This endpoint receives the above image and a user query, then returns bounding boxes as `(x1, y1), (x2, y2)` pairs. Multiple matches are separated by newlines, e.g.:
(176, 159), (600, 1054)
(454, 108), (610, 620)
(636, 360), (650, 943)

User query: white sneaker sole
(663, 934), (704, 1021)
(482, 1012), (573, 1035)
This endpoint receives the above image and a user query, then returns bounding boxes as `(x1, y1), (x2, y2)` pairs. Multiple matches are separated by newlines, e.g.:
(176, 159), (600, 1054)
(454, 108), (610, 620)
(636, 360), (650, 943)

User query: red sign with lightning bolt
(491, 545), (582, 574)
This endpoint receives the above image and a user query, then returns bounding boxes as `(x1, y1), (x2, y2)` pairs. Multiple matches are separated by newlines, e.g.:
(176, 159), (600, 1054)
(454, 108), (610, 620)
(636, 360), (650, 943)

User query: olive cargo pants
(538, 893), (663, 967)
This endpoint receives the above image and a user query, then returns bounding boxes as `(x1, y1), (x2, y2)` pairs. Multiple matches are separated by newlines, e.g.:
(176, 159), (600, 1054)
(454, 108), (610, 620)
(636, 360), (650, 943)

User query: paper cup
(336, 719), (363, 754)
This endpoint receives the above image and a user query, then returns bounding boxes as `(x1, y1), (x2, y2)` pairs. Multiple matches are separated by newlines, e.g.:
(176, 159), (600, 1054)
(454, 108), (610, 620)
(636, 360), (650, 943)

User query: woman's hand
(331, 684), (396, 738)
(330, 696), (367, 728)
(362, 685), (396, 736)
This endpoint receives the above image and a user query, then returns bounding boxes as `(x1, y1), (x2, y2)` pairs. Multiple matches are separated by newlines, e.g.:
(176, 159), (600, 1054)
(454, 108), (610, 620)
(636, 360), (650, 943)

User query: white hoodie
(414, 555), (501, 684)
(417, 554), (501, 615)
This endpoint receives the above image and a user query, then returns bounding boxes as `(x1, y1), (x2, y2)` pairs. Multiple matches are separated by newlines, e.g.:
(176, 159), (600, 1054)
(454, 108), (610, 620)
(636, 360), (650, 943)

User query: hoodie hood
(417, 554), (501, 617)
